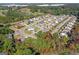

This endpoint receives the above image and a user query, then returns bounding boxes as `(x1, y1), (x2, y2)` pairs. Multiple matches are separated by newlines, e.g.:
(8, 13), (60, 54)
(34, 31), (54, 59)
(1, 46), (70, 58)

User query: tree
(0, 34), (5, 52)
(14, 41), (32, 55)
(15, 49), (32, 55)
(3, 39), (13, 54)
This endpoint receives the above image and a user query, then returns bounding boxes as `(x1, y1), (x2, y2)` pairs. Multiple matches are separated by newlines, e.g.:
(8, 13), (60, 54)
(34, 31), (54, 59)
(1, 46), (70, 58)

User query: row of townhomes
(10, 14), (77, 41)
(60, 16), (77, 37)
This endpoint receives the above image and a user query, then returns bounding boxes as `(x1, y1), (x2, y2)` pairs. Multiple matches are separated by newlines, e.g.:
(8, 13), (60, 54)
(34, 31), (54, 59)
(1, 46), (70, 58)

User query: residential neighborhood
(10, 14), (77, 41)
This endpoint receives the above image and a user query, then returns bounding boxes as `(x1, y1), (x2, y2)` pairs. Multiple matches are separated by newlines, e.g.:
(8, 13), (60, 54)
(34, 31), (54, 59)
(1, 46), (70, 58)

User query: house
(60, 32), (68, 37)
(28, 27), (34, 31)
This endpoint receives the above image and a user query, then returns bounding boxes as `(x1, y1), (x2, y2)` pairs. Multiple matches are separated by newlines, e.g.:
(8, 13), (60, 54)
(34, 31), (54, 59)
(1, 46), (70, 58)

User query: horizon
(0, 0), (79, 3)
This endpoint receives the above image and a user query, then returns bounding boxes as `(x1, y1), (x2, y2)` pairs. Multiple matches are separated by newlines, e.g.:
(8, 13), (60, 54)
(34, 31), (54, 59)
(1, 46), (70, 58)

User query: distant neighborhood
(9, 14), (77, 41)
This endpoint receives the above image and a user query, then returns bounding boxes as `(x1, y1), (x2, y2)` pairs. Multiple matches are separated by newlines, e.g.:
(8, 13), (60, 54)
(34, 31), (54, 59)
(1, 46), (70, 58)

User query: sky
(0, 0), (79, 3)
